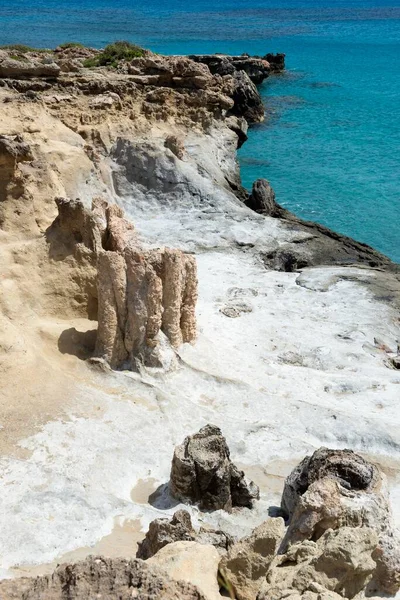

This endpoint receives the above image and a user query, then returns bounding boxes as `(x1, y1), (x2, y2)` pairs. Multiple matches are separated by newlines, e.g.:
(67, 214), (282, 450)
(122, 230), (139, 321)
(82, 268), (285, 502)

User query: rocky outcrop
(50, 197), (198, 369)
(137, 509), (233, 560)
(0, 555), (207, 599)
(169, 424), (259, 511)
(258, 526), (379, 600)
(264, 53), (286, 73)
(189, 53), (273, 84)
(0, 135), (32, 226)
(245, 178), (286, 217)
(219, 517), (285, 600)
(280, 448), (400, 595)
(148, 541), (222, 600)
(0, 52), (60, 79)
(229, 71), (265, 123)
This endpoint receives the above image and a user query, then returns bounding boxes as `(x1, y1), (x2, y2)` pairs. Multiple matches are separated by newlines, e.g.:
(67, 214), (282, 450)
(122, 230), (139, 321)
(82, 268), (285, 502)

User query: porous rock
(137, 509), (233, 560)
(258, 526), (379, 600)
(230, 70), (265, 123)
(280, 447), (400, 595)
(219, 517), (285, 600)
(0, 555), (207, 600)
(50, 197), (198, 369)
(148, 541), (222, 600)
(0, 57), (60, 79)
(169, 424), (259, 511)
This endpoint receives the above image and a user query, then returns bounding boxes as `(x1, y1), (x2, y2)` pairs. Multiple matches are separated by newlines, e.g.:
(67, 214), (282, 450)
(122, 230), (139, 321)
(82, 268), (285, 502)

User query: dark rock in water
(245, 180), (398, 272)
(188, 53), (272, 84)
(264, 53), (286, 72)
(281, 447), (375, 519)
(245, 178), (286, 217)
(230, 70), (265, 123)
(137, 509), (233, 559)
(170, 424), (259, 511)
(0, 555), (207, 599)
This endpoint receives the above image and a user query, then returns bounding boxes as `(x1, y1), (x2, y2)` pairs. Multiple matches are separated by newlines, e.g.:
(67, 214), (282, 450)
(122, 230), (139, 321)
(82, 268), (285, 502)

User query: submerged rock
(0, 555), (207, 599)
(169, 424), (259, 511)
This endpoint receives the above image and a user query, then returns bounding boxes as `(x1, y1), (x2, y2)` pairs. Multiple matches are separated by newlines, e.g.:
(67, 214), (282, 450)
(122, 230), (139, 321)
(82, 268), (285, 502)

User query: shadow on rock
(58, 327), (97, 360)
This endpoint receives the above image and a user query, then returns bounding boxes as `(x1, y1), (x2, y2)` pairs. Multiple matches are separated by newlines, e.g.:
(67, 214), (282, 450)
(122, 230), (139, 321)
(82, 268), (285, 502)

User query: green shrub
(83, 41), (145, 69)
(58, 42), (86, 49)
(0, 44), (50, 53)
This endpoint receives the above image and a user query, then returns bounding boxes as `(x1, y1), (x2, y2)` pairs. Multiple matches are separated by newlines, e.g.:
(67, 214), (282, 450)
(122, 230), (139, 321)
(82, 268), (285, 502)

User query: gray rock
(0, 57), (60, 79)
(170, 424), (259, 511)
(137, 509), (233, 559)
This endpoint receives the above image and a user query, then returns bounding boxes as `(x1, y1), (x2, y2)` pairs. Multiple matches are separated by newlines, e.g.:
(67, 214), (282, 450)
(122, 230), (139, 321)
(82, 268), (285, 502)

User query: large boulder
(170, 425), (259, 511)
(219, 517), (285, 600)
(280, 448), (400, 595)
(0, 555), (207, 599)
(148, 541), (222, 600)
(258, 526), (379, 600)
(137, 509), (233, 560)
(245, 178), (286, 217)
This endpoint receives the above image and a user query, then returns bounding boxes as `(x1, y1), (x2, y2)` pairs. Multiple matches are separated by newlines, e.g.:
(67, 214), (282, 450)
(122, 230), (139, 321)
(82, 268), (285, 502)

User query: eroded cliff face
(0, 45), (399, 600)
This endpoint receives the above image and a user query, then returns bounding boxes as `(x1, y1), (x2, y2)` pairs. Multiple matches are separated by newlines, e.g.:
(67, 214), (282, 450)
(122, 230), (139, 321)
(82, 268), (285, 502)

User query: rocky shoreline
(0, 42), (399, 599)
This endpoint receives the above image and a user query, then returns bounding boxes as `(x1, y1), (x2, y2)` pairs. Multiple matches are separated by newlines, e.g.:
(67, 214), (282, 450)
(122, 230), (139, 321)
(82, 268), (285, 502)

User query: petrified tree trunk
(51, 196), (198, 370)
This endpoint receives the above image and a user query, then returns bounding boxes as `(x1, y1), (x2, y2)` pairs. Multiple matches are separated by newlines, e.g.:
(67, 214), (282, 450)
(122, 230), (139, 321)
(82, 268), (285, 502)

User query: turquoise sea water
(1, 1), (399, 261)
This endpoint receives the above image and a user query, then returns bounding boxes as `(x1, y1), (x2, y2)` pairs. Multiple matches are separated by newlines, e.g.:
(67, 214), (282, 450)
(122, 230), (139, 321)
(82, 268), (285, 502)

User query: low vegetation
(57, 42), (86, 50)
(83, 40), (145, 68)
(0, 44), (50, 53)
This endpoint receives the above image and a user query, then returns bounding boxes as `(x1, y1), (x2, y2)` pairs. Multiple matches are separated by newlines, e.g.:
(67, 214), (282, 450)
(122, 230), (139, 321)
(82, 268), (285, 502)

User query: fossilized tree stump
(52, 196), (198, 369)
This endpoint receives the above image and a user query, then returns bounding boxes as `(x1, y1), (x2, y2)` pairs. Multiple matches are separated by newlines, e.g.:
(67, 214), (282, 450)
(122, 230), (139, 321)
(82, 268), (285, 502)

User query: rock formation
(0, 135), (33, 226)
(219, 517), (285, 600)
(148, 541), (222, 600)
(170, 424), (260, 511)
(245, 178), (286, 217)
(189, 53), (283, 84)
(0, 555), (207, 600)
(0, 50), (60, 79)
(137, 509), (233, 560)
(280, 448), (400, 595)
(258, 526), (380, 600)
(50, 197), (198, 369)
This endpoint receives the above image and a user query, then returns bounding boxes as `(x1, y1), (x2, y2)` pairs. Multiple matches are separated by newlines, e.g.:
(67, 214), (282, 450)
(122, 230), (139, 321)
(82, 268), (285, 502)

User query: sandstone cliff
(0, 43), (399, 600)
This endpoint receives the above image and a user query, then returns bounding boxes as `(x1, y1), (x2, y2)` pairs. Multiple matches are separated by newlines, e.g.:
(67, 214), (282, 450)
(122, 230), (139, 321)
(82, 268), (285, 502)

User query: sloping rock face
(0, 52), (60, 79)
(0, 555), (207, 600)
(219, 517), (285, 600)
(137, 509), (233, 559)
(258, 526), (379, 600)
(0, 135), (33, 226)
(280, 448), (400, 595)
(148, 541), (222, 600)
(170, 424), (260, 511)
(50, 197), (198, 369)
